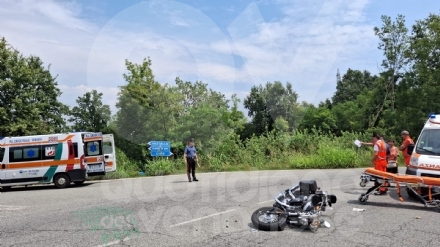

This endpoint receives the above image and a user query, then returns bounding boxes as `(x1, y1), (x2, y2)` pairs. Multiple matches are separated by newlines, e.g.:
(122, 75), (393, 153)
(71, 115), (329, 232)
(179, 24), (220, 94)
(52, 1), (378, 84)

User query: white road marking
(94, 237), (130, 247)
(0, 205), (29, 210)
(257, 200), (273, 204)
(169, 209), (237, 228)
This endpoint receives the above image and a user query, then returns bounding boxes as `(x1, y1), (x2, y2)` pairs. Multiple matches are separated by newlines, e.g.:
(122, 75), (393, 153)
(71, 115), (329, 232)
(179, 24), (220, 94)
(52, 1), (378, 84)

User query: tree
(244, 86), (273, 136)
(331, 69), (377, 105)
(372, 14), (409, 125)
(114, 58), (161, 144)
(244, 81), (300, 136)
(173, 78), (229, 110)
(395, 13), (440, 136)
(222, 94), (246, 132)
(274, 116), (289, 133)
(68, 90), (111, 132)
(0, 37), (69, 136)
(299, 105), (336, 133)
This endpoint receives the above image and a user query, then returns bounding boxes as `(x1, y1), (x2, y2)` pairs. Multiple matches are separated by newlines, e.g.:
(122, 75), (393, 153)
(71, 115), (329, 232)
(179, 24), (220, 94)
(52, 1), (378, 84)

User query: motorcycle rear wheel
(251, 207), (287, 231)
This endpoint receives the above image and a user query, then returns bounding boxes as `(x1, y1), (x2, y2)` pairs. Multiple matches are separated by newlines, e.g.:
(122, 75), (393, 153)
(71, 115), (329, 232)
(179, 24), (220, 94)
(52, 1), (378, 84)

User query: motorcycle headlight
(410, 156), (419, 166)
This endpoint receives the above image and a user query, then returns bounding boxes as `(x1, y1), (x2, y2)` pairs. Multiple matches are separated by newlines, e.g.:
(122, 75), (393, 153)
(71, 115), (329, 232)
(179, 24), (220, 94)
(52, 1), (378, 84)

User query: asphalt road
(1, 167), (439, 247)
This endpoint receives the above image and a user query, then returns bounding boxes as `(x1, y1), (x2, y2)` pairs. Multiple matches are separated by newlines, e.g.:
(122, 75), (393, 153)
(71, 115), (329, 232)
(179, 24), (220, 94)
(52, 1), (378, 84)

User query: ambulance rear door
(82, 132), (105, 176)
(103, 134), (116, 173)
(0, 143), (6, 181)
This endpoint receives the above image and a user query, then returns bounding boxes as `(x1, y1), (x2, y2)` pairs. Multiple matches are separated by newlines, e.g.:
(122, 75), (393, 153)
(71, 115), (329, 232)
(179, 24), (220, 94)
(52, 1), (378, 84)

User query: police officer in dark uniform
(184, 138), (199, 182)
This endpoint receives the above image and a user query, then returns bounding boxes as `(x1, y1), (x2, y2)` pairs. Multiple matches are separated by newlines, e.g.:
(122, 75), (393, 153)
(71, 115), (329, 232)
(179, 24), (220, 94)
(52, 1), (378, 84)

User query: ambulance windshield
(415, 129), (440, 156)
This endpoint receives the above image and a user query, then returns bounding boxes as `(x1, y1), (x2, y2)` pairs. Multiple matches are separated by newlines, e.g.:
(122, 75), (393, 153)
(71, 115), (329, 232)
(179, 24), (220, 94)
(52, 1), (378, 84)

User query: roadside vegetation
(1, 12), (437, 179)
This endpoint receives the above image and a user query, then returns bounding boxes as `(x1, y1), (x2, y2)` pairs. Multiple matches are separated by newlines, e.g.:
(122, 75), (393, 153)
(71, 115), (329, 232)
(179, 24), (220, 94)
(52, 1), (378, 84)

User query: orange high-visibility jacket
(374, 140), (387, 165)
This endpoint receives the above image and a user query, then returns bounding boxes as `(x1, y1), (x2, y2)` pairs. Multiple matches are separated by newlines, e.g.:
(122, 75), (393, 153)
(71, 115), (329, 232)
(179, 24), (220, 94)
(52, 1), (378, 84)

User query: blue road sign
(148, 146), (170, 152)
(148, 141), (170, 147)
(151, 150), (172, 156)
(148, 141), (172, 156)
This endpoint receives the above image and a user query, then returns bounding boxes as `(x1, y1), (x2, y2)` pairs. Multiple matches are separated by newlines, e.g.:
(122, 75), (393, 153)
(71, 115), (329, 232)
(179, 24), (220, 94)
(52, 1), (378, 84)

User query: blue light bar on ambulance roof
(430, 114), (436, 119)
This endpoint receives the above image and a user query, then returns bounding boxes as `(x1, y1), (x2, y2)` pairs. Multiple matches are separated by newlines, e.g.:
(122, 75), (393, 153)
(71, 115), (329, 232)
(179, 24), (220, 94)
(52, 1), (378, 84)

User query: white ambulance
(406, 113), (440, 177)
(0, 132), (116, 190)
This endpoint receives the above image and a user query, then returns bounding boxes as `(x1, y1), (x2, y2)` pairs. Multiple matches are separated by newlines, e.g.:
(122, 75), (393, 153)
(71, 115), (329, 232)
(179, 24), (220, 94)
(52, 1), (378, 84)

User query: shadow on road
(170, 181), (190, 183)
(247, 216), (334, 234)
(0, 183), (92, 193)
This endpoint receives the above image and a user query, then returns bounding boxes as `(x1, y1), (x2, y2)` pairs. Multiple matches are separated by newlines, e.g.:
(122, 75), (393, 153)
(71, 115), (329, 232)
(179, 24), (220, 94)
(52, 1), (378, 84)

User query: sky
(1, 0), (440, 115)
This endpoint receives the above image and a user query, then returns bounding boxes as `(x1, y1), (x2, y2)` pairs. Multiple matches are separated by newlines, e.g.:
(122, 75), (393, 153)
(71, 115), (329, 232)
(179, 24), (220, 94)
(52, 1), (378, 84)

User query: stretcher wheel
(358, 194), (368, 204)
(359, 181), (367, 187)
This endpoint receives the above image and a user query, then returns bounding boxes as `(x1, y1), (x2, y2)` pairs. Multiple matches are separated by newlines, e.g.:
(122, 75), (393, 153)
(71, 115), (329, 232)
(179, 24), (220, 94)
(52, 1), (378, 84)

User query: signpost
(148, 141), (173, 157)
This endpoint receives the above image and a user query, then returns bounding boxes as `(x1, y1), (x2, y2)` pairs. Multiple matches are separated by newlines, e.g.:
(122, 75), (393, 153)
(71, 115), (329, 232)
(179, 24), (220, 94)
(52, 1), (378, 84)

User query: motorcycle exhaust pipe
(274, 193), (289, 207)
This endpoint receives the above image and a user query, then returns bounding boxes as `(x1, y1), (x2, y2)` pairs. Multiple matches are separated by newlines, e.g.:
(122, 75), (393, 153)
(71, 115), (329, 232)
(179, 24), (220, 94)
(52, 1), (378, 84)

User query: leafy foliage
(68, 90), (111, 132)
(0, 37), (69, 136)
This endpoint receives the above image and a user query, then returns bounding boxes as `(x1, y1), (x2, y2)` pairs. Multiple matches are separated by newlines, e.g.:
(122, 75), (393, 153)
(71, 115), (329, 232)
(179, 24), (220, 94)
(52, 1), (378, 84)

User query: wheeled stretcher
(358, 168), (440, 211)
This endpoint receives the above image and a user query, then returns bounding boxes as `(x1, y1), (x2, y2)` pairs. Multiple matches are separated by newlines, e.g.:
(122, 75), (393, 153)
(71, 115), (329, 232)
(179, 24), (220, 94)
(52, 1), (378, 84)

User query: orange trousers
(374, 160), (389, 192)
(404, 156), (410, 167)
(374, 161), (387, 172)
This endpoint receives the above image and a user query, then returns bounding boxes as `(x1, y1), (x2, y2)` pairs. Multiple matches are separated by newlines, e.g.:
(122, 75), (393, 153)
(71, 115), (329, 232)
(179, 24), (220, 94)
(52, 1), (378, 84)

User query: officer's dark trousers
(186, 157), (196, 180)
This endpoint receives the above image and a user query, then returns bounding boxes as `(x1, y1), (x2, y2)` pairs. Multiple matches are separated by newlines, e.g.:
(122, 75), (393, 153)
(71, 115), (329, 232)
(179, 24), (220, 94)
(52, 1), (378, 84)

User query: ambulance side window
(0, 147), (5, 163)
(9, 146), (41, 162)
(103, 141), (113, 154)
(85, 141), (102, 156)
(73, 142), (78, 158)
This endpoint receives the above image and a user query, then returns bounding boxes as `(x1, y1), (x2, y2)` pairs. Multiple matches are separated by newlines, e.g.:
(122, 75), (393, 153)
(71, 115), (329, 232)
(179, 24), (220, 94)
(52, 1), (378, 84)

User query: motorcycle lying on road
(251, 180), (337, 232)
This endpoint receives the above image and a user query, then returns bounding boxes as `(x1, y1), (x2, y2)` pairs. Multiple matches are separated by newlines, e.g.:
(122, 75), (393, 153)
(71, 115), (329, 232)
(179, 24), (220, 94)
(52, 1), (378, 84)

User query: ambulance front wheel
(54, 174), (71, 189)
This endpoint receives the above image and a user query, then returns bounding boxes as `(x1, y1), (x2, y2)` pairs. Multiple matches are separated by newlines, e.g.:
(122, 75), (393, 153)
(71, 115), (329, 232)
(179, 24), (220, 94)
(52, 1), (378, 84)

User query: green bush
(145, 158), (177, 176)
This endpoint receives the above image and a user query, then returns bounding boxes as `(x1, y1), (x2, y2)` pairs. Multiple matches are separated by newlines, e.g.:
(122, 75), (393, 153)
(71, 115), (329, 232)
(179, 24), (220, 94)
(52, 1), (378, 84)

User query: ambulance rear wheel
(54, 174), (70, 189)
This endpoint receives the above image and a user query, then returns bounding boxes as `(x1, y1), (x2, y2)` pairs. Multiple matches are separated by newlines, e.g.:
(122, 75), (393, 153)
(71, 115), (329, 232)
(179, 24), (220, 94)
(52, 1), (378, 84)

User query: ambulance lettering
(85, 133), (102, 138)
(419, 163), (440, 169)
(9, 137), (43, 143)
(49, 136), (58, 142)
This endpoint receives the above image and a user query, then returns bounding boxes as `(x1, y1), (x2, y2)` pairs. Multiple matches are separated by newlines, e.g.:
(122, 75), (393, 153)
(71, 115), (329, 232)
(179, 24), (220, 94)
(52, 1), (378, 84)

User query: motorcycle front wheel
(251, 207), (287, 231)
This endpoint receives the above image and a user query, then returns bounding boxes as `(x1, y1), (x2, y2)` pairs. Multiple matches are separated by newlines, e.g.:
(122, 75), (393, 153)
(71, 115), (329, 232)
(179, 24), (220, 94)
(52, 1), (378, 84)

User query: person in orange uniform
(399, 130), (414, 167)
(372, 133), (387, 172)
(386, 139), (399, 174)
(371, 133), (389, 194)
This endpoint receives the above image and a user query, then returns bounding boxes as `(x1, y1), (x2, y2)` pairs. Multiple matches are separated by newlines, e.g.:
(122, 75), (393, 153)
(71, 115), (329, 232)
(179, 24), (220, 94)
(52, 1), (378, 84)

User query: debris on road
(415, 216), (421, 219)
(353, 208), (366, 212)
